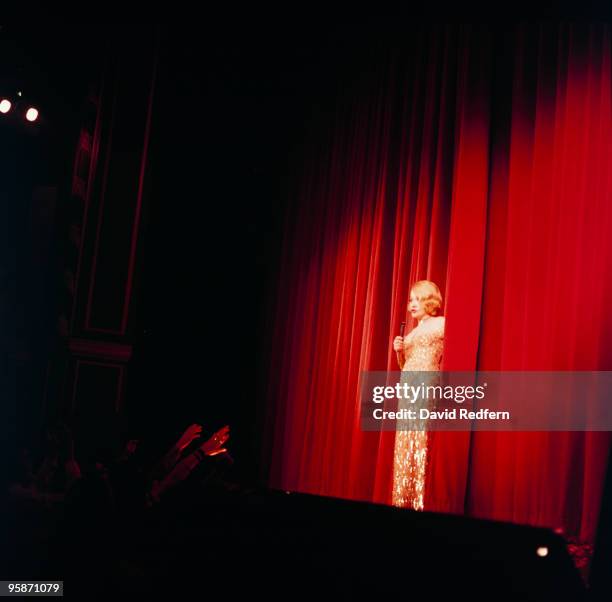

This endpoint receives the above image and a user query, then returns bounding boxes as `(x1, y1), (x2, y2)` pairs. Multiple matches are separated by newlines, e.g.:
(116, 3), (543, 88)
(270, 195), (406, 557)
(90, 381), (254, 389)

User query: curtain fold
(265, 24), (612, 543)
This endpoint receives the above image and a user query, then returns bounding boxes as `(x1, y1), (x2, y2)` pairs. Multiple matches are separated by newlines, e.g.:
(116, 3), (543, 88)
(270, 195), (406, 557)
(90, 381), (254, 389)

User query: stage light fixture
(0, 99), (11, 114)
(25, 107), (39, 122)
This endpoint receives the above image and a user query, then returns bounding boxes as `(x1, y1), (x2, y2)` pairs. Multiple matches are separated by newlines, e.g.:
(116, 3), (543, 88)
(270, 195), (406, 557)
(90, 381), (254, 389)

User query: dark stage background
(126, 23), (346, 476)
(2, 22), (379, 482)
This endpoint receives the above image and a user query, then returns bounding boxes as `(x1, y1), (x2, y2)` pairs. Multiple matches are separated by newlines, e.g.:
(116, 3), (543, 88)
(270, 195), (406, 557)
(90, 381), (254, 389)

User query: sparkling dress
(392, 318), (445, 510)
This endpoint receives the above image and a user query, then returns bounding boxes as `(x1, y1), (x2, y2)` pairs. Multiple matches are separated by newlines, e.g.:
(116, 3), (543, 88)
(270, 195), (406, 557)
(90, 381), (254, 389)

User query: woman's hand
(393, 336), (404, 352)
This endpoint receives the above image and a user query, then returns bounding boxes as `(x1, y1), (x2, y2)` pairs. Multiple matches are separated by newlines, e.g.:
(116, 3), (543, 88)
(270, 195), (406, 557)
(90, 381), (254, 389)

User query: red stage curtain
(265, 24), (612, 543)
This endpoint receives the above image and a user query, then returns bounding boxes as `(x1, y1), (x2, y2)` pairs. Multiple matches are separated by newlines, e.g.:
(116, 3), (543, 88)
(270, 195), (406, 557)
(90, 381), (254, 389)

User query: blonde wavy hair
(410, 280), (443, 316)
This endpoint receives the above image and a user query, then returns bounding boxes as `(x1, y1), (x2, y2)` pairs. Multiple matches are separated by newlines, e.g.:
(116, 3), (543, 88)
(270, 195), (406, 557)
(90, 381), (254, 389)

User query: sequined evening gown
(392, 317), (444, 510)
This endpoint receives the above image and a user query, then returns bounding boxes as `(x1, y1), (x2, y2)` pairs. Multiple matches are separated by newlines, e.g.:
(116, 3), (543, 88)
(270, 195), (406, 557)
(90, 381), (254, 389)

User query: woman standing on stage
(391, 280), (445, 510)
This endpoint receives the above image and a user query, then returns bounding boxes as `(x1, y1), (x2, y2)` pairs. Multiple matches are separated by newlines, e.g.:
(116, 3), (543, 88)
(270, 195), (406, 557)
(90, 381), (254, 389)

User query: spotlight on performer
(25, 107), (39, 122)
(536, 546), (549, 557)
(0, 99), (11, 114)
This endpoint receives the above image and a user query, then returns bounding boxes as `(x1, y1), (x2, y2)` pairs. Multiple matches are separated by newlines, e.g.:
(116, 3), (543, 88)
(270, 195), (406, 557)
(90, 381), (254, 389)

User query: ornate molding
(68, 337), (132, 362)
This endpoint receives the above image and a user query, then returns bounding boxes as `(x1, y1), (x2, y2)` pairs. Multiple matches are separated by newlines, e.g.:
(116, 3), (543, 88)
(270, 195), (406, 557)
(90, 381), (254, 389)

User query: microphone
(399, 321), (406, 338)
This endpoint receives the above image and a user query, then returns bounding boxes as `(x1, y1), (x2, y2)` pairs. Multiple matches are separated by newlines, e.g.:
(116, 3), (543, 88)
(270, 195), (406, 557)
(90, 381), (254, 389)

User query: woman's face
(408, 291), (427, 321)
